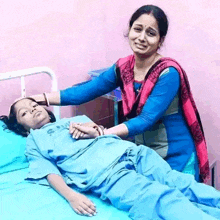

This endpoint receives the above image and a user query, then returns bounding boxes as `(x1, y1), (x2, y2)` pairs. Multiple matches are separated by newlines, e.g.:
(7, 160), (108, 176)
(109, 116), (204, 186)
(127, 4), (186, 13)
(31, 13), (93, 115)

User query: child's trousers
(92, 144), (220, 220)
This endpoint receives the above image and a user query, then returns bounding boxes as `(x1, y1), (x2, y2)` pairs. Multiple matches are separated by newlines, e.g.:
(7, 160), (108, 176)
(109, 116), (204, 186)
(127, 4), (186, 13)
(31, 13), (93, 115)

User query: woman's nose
(138, 31), (146, 41)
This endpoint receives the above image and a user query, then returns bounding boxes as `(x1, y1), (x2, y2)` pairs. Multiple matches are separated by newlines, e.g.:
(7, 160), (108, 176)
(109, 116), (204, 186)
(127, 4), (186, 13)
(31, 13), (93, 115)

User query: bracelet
(98, 126), (104, 136)
(99, 125), (106, 135)
(93, 125), (104, 136)
(43, 93), (50, 107)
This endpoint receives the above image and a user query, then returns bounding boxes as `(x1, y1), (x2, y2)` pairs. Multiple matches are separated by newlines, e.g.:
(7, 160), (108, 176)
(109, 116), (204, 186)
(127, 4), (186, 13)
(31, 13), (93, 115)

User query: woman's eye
(134, 28), (142, 32)
(147, 31), (156, 36)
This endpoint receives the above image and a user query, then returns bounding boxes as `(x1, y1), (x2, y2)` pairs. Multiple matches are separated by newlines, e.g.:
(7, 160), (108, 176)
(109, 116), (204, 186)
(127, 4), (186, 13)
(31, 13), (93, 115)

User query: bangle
(93, 125), (104, 136)
(43, 93), (50, 107)
(98, 126), (104, 136)
(99, 125), (105, 131)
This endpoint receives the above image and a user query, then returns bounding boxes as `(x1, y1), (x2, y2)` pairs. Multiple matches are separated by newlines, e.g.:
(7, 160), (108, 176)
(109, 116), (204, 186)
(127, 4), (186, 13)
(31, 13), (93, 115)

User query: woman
(0, 97), (220, 220)
(32, 5), (208, 182)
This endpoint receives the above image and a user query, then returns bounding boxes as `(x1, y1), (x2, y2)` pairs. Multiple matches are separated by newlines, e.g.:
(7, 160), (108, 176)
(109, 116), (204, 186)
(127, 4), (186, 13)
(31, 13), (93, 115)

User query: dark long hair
(127, 5), (169, 41)
(0, 97), (56, 137)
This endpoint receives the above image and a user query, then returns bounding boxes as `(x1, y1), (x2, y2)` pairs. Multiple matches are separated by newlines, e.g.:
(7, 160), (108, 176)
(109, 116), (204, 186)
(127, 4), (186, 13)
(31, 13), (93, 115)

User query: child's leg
(92, 165), (217, 220)
(134, 145), (220, 209)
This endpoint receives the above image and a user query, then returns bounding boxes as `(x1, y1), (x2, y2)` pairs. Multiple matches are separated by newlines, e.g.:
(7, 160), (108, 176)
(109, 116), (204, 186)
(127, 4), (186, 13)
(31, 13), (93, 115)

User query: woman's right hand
(69, 122), (100, 139)
(68, 192), (97, 217)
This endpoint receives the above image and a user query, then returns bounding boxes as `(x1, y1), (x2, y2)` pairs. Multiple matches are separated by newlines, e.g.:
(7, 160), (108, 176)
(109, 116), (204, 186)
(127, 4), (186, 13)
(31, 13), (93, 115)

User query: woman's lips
(135, 43), (147, 49)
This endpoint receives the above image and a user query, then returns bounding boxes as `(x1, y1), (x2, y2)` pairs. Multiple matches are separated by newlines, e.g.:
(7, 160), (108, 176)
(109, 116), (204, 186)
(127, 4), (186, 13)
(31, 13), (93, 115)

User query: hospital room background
(0, 0), (220, 189)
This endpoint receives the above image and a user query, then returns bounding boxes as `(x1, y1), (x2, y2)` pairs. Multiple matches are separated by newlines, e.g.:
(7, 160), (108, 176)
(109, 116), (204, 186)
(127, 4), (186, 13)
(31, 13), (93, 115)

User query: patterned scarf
(116, 54), (210, 182)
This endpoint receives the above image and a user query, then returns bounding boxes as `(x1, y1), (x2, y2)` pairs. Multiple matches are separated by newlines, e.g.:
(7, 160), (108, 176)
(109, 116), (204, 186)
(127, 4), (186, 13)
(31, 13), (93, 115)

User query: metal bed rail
(0, 67), (60, 119)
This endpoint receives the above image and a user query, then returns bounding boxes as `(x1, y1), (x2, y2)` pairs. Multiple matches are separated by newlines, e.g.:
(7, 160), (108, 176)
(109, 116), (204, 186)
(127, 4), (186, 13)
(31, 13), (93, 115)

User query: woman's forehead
(133, 14), (158, 30)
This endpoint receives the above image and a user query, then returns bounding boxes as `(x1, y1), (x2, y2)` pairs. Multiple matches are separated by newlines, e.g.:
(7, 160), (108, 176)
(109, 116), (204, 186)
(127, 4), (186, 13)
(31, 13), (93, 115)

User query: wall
(0, 0), (220, 178)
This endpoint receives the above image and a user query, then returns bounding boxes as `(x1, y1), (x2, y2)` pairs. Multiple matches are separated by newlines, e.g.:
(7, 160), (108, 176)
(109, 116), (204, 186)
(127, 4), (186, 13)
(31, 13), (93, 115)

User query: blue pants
(92, 145), (220, 220)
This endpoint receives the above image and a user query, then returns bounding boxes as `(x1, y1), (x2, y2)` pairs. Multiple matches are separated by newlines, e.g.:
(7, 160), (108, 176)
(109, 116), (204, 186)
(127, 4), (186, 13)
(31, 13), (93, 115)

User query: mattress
(0, 168), (129, 220)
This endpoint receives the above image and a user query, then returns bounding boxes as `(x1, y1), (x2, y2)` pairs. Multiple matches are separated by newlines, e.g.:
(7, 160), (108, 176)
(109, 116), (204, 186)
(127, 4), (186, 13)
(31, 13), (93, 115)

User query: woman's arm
(70, 67), (180, 139)
(99, 67), (180, 138)
(47, 174), (97, 217)
(31, 64), (118, 106)
(70, 122), (129, 139)
(31, 91), (60, 105)
(102, 123), (129, 138)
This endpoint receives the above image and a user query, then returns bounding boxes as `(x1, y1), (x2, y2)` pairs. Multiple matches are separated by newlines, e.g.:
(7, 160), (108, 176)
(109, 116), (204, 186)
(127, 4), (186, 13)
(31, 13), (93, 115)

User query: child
(1, 97), (220, 220)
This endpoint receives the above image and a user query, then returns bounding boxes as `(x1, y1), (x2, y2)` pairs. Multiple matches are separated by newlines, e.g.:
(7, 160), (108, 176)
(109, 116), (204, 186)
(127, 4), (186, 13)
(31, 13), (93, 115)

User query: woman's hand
(69, 122), (99, 139)
(69, 123), (85, 139)
(68, 192), (97, 217)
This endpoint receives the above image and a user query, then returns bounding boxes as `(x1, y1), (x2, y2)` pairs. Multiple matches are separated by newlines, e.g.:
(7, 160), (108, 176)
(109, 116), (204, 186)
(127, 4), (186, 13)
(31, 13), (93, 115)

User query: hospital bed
(0, 67), (129, 220)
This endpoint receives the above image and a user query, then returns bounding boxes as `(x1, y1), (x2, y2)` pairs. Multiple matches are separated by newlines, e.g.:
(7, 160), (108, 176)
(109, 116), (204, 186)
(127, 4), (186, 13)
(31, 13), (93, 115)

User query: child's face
(14, 99), (50, 131)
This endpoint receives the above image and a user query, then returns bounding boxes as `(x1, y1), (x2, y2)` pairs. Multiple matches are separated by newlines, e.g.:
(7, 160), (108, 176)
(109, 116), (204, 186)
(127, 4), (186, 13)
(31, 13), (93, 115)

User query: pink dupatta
(116, 55), (210, 182)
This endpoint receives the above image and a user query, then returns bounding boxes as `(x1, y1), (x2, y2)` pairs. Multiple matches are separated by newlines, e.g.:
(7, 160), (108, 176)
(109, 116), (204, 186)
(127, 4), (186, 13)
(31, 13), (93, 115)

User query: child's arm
(26, 135), (96, 216)
(47, 173), (97, 217)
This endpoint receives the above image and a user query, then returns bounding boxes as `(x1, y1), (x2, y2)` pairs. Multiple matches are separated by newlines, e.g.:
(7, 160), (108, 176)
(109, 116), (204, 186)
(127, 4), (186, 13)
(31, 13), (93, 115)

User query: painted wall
(0, 0), (220, 174)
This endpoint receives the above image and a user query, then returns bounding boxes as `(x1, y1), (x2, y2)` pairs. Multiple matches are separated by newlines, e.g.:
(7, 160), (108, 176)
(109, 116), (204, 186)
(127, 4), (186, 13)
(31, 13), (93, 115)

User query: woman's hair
(128, 5), (169, 41)
(0, 97), (56, 137)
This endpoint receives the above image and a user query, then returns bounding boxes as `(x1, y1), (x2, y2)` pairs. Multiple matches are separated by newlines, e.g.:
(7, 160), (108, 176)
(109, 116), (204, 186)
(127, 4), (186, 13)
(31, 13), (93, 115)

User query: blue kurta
(60, 64), (199, 180)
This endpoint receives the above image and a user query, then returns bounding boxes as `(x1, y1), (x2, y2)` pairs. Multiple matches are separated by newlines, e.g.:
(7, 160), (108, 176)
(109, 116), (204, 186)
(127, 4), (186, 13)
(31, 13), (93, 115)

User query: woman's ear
(158, 37), (165, 49)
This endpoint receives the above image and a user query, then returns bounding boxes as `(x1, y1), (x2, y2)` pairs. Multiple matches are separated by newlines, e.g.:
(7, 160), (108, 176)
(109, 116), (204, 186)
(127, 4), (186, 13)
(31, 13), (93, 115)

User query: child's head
(0, 97), (56, 137)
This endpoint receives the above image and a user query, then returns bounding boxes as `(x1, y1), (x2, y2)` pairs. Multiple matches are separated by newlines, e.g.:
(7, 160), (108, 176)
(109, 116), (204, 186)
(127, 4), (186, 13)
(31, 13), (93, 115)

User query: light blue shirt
(25, 116), (131, 190)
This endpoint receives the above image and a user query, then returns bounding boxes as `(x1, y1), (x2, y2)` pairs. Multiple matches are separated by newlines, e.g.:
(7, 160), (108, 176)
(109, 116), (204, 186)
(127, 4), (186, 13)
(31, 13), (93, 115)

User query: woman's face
(14, 99), (50, 131)
(128, 13), (161, 57)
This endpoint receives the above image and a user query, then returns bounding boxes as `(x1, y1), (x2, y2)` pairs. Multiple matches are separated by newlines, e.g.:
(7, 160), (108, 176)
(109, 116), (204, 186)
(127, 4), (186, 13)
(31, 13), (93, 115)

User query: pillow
(0, 120), (28, 174)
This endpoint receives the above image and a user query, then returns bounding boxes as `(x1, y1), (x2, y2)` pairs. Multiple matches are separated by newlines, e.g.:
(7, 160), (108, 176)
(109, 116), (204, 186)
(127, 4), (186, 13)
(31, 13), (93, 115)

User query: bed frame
(0, 67), (60, 119)
(0, 67), (130, 220)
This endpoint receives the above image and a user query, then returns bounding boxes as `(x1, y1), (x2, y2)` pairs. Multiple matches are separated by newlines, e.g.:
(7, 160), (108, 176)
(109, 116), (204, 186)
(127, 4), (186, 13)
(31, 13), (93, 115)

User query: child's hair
(0, 97), (56, 137)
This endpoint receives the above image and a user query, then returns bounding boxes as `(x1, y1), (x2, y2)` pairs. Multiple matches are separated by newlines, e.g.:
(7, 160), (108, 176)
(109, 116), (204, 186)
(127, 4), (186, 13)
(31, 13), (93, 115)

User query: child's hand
(68, 192), (97, 217)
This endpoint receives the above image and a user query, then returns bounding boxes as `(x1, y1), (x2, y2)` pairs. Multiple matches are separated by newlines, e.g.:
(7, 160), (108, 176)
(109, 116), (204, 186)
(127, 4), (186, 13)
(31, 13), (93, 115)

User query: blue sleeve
(124, 67), (180, 136)
(25, 134), (61, 181)
(60, 64), (118, 105)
